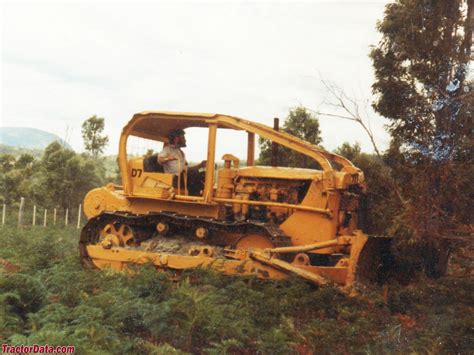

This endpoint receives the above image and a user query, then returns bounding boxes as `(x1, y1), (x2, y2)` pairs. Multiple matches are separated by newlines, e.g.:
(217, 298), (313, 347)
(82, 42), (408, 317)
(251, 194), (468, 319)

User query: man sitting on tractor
(158, 129), (206, 195)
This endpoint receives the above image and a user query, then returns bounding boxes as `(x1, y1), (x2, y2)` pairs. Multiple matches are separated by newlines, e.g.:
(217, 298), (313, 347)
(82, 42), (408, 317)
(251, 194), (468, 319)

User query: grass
(0, 225), (472, 354)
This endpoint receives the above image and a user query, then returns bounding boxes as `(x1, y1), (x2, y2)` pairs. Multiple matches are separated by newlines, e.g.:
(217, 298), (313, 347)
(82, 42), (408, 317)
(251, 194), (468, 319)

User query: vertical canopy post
(271, 117), (279, 167)
(247, 132), (255, 166)
(203, 123), (217, 202)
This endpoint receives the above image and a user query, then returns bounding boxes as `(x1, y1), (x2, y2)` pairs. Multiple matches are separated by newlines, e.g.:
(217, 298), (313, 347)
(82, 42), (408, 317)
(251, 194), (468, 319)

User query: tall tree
(0, 154), (39, 205)
(370, 1), (473, 255)
(258, 107), (323, 169)
(81, 115), (109, 157)
(39, 142), (103, 209)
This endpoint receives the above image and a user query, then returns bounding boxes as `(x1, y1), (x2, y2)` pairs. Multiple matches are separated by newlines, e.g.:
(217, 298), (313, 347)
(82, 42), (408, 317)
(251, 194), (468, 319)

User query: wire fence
(1, 198), (86, 230)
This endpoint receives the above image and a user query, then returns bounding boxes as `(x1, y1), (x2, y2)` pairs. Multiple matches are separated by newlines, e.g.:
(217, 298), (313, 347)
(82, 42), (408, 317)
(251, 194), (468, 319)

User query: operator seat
(143, 154), (164, 173)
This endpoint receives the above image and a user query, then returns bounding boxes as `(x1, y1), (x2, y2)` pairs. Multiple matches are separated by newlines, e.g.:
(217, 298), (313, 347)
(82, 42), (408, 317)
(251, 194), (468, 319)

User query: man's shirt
(158, 144), (187, 175)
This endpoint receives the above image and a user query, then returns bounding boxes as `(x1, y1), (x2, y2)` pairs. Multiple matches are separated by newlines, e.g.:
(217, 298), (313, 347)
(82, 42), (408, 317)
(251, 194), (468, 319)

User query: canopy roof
(121, 111), (358, 173)
(125, 111), (237, 142)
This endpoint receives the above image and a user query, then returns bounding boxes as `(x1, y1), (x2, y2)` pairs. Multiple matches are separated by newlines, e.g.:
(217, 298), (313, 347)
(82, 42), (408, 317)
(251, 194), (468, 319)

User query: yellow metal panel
(280, 180), (339, 250)
(128, 198), (219, 218)
(237, 166), (323, 180)
(127, 158), (174, 198)
(83, 186), (219, 219)
(345, 230), (369, 286)
(83, 187), (131, 219)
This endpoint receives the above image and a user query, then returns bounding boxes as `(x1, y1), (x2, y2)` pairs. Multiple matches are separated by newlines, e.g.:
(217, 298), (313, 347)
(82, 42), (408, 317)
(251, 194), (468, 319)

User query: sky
(1, 0), (392, 161)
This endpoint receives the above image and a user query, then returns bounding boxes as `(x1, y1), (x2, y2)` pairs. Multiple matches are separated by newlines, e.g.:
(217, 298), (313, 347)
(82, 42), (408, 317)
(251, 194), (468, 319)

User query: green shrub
(0, 226), (472, 353)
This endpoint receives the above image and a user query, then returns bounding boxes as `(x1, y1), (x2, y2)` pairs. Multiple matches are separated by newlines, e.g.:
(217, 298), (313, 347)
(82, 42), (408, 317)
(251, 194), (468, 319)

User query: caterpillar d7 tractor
(80, 111), (389, 287)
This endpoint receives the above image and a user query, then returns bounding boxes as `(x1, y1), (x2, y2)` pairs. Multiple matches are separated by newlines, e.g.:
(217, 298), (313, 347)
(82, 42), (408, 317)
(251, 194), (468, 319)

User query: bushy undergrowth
(0, 226), (472, 354)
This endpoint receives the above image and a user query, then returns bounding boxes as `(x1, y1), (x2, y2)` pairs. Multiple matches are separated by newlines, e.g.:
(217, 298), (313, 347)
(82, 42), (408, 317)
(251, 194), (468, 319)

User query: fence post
(18, 197), (25, 229)
(2, 204), (5, 226)
(32, 205), (36, 226)
(77, 204), (82, 229)
(53, 208), (57, 226)
(43, 209), (47, 227)
(65, 208), (69, 226)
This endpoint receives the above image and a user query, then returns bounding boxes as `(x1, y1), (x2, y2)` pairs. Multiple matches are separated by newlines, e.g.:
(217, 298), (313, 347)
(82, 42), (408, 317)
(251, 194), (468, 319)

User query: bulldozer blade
(353, 236), (393, 285)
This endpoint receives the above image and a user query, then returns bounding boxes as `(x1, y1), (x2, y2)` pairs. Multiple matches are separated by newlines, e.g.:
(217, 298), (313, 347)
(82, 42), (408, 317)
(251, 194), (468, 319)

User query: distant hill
(0, 144), (44, 158)
(0, 127), (73, 151)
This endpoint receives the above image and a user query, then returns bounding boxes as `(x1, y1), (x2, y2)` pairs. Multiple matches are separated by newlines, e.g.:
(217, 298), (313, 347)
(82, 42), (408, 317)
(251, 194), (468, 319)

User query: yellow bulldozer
(80, 111), (390, 287)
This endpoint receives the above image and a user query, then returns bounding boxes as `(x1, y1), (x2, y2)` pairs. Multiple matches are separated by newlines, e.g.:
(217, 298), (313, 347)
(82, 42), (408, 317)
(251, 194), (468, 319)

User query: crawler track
(79, 211), (292, 267)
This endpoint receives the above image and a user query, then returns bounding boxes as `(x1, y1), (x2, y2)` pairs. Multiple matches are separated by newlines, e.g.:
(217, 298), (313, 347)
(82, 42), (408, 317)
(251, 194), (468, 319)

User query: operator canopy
(122, 110), (357, 172)
(125, 111), (239, 143)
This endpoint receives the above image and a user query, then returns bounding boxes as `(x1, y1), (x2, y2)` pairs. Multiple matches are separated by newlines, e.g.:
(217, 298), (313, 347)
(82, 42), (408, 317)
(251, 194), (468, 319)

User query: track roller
(156, 222), (170, 236)
(195, 227), (209, 239)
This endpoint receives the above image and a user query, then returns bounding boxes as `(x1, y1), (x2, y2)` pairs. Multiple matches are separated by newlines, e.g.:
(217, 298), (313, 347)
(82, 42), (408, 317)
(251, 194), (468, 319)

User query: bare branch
(319, 78), (383, 159)
(306, 110), (356, 121)
(317, 77), (408, 206)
